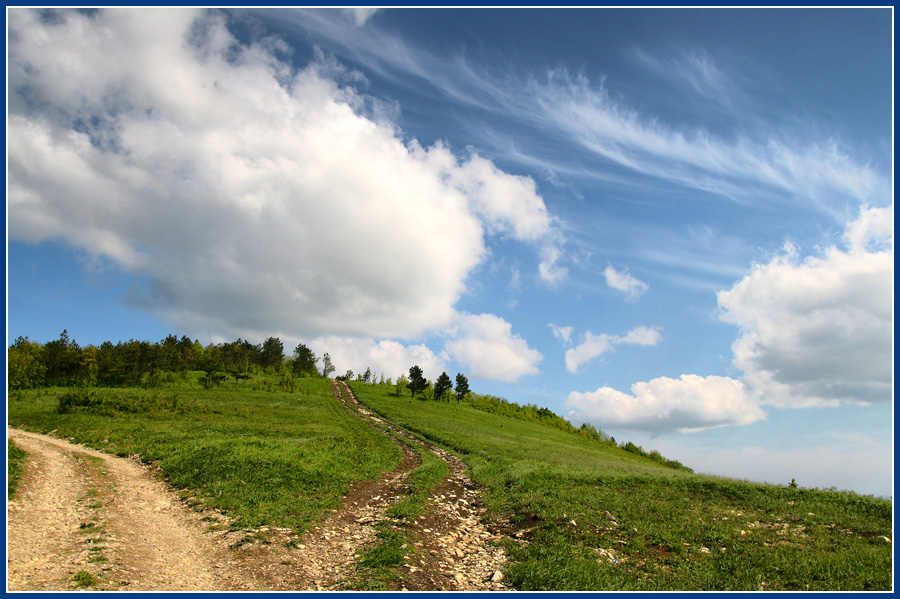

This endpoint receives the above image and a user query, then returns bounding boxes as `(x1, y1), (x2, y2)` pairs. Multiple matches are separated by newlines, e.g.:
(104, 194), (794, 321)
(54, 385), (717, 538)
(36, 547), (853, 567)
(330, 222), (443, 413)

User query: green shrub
(57, 388), (95, 413)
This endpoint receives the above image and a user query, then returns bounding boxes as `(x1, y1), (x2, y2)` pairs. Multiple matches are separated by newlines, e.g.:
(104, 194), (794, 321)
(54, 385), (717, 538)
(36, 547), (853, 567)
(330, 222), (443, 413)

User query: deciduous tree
(260, 337), (284, 372)
(8, 336), (46, 391)
(293, 343), (318, 377)
(322, 353), (335, 378)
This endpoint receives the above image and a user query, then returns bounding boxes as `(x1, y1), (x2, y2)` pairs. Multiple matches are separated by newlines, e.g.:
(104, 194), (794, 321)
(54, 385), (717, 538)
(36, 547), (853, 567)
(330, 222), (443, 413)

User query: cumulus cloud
(444, 313), (543, 382)
(307, 336), (446, 381)
(566, 375), (765, 433)
(603, 264), (649, 301)
(565, 326), (661, 373)
(303, 311), (541, 383)
(717, 205), (893, 407)
(565, 204), (892, 433)
(7, 8), (561, 342)
(843, 204), (893, 253)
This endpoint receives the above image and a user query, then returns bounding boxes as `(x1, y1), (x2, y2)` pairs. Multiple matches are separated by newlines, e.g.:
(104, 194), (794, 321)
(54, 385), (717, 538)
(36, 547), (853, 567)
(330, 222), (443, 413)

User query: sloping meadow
(7, 376), (892, 590)
(350, 382), (892, 591)
(8, 378), (401, 533)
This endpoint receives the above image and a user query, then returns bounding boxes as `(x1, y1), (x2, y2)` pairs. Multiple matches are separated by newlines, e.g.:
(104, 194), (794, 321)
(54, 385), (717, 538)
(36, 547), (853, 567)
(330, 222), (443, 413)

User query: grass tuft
(7, 439), (28, 498)
(72, 571), (99, 588)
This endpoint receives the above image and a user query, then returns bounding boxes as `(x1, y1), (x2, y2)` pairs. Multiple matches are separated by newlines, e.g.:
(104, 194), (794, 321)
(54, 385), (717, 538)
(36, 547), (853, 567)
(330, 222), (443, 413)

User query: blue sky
(7, 8), (893, 497)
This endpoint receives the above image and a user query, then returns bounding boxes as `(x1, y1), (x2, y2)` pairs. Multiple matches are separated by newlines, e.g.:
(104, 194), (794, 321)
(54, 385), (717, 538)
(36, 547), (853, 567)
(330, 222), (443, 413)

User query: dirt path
(335, 382), (508, 591)
(7, 382), (508, 591)
(6, 429), (243, 591)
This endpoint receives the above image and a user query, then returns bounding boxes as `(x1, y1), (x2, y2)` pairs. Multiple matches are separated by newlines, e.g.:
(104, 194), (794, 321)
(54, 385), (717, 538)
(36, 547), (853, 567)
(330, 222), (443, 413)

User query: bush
(57, 388), (95, 413)
(620, 441), (649, 458)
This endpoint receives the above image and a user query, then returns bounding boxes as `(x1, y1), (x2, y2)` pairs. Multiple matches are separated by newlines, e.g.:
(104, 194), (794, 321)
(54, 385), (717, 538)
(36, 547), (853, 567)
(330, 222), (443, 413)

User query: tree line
(7, 330), (332, 390)
(9, 332), (690, 472)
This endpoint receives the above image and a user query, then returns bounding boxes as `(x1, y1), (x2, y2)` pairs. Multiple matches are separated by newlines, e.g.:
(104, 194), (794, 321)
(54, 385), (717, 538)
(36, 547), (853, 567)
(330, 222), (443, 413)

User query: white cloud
(538, 243), (568, 286)
(565, 326), (662, 374)
(444, 313), (542, 382)
(566, 375), (765, 433)
(603, 264), (649, 301)
(565, 204), (893, 435)
(717, 205), (893, 407)
(525, 70), (886, 217)
(267, 9), (888, 217)
(548, 323), (573, 345)
(617, 325), (664, 346)
(565, 332), (614, 374)
(843, 204), (894, 253)
(445, 152), (555, 243)
(630, 47), (745, 114)
(307, 336), (446, 382)
(304, 312), (542, 384)
(7, 8), (561, 342)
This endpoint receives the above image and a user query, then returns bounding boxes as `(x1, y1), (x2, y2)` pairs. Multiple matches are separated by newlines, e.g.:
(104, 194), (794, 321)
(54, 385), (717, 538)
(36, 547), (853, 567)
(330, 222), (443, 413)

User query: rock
(491, 571), (504, 583)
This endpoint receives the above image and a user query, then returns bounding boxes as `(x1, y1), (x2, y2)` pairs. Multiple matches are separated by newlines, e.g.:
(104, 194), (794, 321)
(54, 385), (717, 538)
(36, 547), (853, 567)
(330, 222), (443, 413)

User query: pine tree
(455, 373), (470, 404)
(434, 372), (452, 402)
(408, 365), (427, 398)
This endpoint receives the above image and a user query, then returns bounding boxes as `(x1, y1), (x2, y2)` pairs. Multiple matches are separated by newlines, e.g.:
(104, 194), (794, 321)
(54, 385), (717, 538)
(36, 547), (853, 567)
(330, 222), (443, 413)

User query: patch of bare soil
(6, 428), (243, 591)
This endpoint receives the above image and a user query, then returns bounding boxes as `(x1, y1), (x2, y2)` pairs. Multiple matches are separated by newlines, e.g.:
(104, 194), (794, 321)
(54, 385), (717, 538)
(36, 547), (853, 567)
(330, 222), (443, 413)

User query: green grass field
(6, 376), (892, 590)
(349, 382), (892, 591)
(7, 377), (401, 533)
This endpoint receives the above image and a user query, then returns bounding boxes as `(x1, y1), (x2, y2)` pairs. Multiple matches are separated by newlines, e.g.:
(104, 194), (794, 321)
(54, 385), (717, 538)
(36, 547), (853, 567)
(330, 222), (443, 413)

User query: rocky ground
(6, 381), (512, 591)
(334, 381), (508, 591)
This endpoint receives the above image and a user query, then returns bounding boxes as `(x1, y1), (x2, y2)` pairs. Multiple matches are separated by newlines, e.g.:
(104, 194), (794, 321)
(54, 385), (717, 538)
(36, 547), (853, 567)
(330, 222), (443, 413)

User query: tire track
(335, 382), (508, 591)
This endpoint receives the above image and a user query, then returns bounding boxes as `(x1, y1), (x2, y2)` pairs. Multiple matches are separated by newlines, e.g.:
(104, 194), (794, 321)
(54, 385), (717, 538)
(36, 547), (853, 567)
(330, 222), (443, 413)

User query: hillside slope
(350, 381), (892, 591)
(7, 377), (892, 591)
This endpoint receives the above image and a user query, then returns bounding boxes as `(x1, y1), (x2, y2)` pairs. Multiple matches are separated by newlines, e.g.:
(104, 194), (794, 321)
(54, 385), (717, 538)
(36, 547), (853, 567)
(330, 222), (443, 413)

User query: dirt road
(6, 382), (508, 591)
(6, 428), (241, 591)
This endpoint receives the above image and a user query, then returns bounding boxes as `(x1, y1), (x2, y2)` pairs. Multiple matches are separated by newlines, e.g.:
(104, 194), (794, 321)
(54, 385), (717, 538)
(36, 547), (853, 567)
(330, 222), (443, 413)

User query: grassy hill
(7, 376), (892, 591)
(350, 382), (892, 591)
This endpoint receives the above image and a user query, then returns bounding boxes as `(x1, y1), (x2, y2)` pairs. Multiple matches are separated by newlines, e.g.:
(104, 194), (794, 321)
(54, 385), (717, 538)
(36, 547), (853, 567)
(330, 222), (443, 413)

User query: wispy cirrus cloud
(629, 47), (748, 114)
(524, 69), (884, 216)
(272, 9), (887, 219)
(341, 7), (382, 27)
